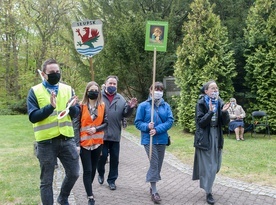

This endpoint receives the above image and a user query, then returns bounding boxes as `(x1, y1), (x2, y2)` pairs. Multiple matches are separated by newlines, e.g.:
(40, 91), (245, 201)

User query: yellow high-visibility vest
(32, 83), (74, 141)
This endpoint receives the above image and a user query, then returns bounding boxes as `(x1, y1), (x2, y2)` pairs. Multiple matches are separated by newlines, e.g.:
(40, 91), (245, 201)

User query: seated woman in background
(228, 98), (246, 141)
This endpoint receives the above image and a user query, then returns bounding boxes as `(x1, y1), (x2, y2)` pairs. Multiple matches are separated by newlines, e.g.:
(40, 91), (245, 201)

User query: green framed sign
(145, 21), (168, 52)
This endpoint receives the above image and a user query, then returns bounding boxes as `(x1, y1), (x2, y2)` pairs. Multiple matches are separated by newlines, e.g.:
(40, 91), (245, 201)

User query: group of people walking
(27, 58), (241, 205)
(27, 59), (138, 205)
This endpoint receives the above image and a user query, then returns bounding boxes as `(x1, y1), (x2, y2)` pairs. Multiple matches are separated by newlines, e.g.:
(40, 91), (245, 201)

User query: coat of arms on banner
(71, 19), (104, 57)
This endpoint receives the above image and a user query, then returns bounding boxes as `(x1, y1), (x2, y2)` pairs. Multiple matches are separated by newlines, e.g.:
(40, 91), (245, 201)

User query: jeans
(97, 141), (120, 184)
(36, 137), (79, 205)
(80, 145), (102, 196)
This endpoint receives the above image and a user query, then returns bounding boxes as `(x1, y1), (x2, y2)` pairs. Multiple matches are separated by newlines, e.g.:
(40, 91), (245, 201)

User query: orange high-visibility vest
(80, 103), (105, 147)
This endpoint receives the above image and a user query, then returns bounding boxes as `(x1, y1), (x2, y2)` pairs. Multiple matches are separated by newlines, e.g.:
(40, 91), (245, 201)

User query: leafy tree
(0, 1), (29, 114)
(66, 0), (190, 101)
(0, 0), (84, 113)
(210, 0), (255, 93)
(244, 0), (276, 132)
(22, 0), (76, 69)
(174, 0), (236, 132)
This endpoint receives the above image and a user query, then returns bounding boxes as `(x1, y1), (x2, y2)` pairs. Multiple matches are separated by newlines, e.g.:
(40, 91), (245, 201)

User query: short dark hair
(150, 81), (164, 91)
(41, 59), (58, 72)
(105, 75), (119, 83)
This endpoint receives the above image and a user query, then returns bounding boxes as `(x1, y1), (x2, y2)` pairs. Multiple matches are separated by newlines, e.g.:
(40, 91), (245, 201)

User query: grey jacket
(102, 90), (134, 142)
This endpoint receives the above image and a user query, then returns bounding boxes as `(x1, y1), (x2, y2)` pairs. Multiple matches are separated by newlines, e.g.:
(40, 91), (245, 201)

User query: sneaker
(88, 198), (95, 205)
(151, 193), (161, 204)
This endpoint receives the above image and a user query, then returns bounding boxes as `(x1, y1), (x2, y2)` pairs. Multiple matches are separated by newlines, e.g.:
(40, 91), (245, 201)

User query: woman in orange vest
(74, 81), (107, 205)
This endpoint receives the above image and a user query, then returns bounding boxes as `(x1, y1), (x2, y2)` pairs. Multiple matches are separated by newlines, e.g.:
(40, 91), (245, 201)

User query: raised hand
(222, 102), (231, 111)
(50, 91), (56, 108)
(128, 98), (138, 108)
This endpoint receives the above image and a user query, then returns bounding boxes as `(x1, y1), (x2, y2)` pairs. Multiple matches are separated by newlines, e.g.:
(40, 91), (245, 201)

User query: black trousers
(80, 145), (102, 196)
(97, 140), (120, 184)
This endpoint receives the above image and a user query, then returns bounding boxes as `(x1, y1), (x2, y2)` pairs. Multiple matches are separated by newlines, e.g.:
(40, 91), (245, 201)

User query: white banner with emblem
(71, 19), (104, 57)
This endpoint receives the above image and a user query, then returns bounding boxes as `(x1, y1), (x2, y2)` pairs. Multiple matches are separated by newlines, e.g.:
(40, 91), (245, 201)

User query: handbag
(167, 136), (171, 146)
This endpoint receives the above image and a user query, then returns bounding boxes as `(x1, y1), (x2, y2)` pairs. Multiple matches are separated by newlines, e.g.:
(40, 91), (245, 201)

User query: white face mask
(210, 91), (219, 99)
(153, 91), (163, 100)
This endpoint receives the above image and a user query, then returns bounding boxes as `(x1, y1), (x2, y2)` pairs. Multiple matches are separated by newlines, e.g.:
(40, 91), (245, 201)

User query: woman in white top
(228, 98), (246, 140)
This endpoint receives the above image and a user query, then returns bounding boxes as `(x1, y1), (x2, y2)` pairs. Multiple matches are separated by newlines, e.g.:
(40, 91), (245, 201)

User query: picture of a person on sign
(150, 26), (164, 44)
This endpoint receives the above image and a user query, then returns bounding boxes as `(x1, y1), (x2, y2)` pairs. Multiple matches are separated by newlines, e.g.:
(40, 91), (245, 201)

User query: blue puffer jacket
(134, 98), (174, 145)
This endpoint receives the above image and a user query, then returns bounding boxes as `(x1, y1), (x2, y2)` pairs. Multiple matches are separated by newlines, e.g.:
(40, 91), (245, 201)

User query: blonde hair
(81, 81), (103, 105)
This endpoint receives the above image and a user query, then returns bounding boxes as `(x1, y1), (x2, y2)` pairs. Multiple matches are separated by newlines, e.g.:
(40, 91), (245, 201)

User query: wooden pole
(149, 48), (157, 160)
(89, 57), (94, 81)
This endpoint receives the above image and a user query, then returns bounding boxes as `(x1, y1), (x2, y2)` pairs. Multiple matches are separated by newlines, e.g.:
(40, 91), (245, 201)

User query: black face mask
(87, 91), (99, 100)
(47, 73), (61, 85)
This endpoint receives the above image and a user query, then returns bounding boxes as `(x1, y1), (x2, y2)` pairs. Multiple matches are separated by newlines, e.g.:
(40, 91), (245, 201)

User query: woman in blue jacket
(135, 82), (174, 204)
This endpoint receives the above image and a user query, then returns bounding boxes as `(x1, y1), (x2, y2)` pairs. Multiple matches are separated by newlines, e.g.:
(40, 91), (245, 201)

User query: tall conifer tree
(174, 0), (236, 132)
(244, 0), (276, 131)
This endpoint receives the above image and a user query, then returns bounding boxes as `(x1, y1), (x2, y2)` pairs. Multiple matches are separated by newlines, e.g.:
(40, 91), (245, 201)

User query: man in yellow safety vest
(27, 58), (80, 205)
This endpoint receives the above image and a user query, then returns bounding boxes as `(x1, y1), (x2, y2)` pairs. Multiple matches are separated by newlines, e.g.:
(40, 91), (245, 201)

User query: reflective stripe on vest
(32, 83), (74, 141)
(80, 103), (105, 147)
(33, 121), (72, 132)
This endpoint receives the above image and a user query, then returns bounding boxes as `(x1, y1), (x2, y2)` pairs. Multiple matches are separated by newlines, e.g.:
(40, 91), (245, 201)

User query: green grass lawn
(126, 124), (276, 188)
(0, 115), (275, 204)
(0, 115), (40, 205)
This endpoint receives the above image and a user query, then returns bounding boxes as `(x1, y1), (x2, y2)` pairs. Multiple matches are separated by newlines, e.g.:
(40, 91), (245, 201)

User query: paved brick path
(52, 131), (276, 205)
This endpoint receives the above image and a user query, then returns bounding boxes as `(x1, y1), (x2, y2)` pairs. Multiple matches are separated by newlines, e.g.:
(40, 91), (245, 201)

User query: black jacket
(194, 96), (230, 150)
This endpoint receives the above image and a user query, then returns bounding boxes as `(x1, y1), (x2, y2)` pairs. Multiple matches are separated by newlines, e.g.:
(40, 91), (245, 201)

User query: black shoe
(109, 183), (116, 190)
(151, 193), (161, 204)
(206, 193), (215, 204)
(57, 195), (69, 205)
(88, 198), (95, 205)
(98, 175), (104, 185)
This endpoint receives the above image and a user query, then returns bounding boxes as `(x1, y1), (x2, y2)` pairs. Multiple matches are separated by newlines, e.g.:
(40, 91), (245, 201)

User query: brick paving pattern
(52, 130), (276, 205)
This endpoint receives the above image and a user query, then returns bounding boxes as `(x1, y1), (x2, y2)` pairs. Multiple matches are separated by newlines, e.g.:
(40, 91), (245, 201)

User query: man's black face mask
(47, 73), (61, 85)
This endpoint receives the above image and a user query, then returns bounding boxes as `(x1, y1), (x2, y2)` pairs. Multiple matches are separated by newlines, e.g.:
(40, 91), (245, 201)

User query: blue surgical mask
(107, 86), (116, 95)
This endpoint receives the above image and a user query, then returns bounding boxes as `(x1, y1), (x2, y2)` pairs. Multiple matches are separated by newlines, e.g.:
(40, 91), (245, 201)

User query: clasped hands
(148, 122), (156, 136)
(87, 126), (96, 135)
(236, 115), (243, 120)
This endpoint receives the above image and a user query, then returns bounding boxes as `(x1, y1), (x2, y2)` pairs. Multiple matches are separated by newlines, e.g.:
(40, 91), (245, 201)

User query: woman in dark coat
(192, 80), (230, 204)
